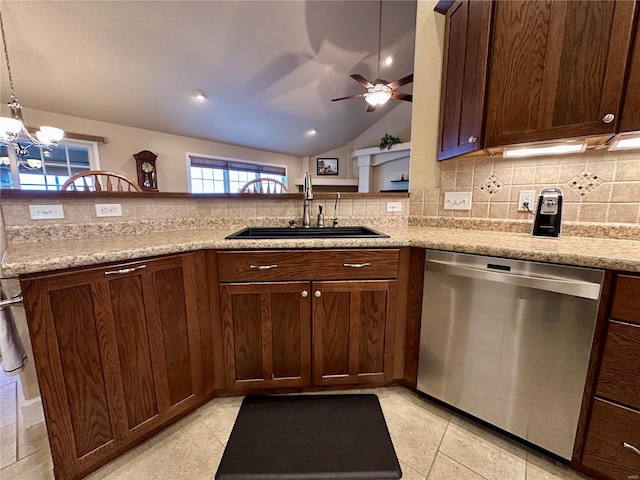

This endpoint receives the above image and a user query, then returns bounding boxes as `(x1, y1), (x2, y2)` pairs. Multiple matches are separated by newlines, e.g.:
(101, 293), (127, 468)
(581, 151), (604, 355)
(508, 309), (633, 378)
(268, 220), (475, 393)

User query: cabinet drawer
(582, 398), (640, 479)
(611, 275), (640, 325)
(217, 249), (399, 282)
(597, 320), (640, 411)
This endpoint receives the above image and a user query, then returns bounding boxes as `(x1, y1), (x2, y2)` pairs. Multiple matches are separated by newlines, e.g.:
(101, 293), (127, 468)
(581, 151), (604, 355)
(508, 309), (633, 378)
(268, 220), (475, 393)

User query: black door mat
(215, 394), (402, 480)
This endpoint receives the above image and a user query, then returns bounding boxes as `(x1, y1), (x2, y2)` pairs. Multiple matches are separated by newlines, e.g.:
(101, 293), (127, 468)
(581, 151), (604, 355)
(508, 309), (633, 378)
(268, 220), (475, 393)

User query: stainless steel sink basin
(225, 226), (389, 239)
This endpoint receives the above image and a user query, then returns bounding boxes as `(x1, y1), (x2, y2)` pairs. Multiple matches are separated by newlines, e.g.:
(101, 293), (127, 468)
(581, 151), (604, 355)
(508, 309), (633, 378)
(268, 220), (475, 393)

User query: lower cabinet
(313, 280), (396, 386)
(21, 253), (205, 480)
(579, 273), (640, 480)
(217, 249), (401, 393)
(220, 282), (311, 391)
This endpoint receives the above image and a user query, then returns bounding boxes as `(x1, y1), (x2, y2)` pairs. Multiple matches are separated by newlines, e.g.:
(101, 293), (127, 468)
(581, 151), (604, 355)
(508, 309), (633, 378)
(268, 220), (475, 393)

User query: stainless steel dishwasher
(417, 250), (604, 460)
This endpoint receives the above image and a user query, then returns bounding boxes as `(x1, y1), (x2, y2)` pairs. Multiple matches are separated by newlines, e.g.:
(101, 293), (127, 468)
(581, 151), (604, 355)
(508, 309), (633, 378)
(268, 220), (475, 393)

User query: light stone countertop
(2, 225), (640, 276)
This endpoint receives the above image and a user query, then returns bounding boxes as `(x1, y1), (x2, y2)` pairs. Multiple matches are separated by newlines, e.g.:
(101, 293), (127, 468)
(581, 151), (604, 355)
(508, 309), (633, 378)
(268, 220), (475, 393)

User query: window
(188, 155), (286, 194)
(0, 140), (99, 190)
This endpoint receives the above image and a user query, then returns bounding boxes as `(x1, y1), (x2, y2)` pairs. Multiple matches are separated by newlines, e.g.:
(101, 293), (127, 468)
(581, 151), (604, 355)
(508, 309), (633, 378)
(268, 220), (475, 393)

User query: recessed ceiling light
(193, 90), (208, 101)
(307, 129), (317, 136)
(383, 56), (393, 66)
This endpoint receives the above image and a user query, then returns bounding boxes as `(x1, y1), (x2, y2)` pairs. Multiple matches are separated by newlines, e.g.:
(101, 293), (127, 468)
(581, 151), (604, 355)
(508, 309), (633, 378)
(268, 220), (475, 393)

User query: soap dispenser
(317, 205), (325, 227)
(532, 188), (563, 238)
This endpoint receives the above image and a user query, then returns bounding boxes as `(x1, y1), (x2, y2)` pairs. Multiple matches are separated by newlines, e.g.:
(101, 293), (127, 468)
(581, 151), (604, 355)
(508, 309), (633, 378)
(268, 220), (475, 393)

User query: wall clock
(134, 150), (158, 191)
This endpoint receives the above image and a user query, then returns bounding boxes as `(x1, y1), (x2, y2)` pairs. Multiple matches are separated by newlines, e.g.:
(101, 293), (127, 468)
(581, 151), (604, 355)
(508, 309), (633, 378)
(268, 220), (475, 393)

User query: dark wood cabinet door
(485, 1), (636, 147)
(21, 254), (204, 480)
(437, 0), (493, 160)
(621, 15), (640, 133)
(312, 280), (397, 386)
(220, 282), (311, 392)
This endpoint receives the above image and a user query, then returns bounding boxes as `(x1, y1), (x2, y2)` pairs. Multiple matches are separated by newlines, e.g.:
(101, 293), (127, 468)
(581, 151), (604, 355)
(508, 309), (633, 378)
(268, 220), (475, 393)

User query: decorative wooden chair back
(239, 178), (288, 194)
(61, 171), (143, 192)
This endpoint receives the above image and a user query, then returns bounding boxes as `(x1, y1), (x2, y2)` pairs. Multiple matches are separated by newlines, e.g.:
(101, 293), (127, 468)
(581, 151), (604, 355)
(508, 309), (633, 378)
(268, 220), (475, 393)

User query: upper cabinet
(435, 0), (638, 159)
(437, 0), (493, 161)
(621, 16), (640, 133)
(485, 0), (635, 147)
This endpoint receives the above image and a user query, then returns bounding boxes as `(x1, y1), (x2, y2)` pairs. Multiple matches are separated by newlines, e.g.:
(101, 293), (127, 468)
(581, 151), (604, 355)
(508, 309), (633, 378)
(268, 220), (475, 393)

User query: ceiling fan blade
(391, 92), (413, 102)
(351, 74), (374, 88)
(387, 74), (414, 90)
(331, 93), (366, 102)
(366, 103), (377, 113)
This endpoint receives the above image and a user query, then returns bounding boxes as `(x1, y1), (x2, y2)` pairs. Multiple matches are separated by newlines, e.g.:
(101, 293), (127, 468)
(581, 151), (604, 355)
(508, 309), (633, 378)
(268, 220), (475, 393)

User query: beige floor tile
(427, 452), (486, 480)
(88, 414), (224, 480)
(1, 424), (17, 468)
(0, 446), (54, 480)
(439, 415), (526, 480)
(400, 460), (427, 480)
(197, 396), (243, 446)
(0, 383), (17, 428)
(378, 388), (450, 476)
(17, 418), (48, 460)
(526, 449), (593, 480)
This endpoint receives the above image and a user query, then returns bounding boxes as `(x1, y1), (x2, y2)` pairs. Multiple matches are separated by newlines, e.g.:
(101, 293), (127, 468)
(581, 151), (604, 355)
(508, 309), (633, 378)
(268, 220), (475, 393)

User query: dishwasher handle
(426, 259), (601, 300)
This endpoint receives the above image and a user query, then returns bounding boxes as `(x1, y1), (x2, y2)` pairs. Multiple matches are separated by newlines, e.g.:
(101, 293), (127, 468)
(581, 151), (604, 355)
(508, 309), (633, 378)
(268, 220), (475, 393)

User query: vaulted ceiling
(0, 1), (417, 157)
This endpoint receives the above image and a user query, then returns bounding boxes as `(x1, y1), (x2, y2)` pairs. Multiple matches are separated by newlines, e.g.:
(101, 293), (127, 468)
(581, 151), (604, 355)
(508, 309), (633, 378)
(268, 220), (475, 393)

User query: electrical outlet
(518, 190), (537, 212)
(386, 201), (402, 213)
(95, 204), (123, 217)
(443, 192), (472, 210)
(29, 204), (64, 220)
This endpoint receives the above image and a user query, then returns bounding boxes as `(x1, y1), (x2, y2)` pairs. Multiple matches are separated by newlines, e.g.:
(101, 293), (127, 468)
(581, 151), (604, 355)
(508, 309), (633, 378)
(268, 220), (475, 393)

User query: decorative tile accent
(567, 170), (603, 197)
(478, 174), (504, 197)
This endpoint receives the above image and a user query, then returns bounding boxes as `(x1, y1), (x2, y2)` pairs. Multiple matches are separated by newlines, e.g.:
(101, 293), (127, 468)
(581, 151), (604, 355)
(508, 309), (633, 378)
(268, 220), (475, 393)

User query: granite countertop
(2, 225), (640, 276)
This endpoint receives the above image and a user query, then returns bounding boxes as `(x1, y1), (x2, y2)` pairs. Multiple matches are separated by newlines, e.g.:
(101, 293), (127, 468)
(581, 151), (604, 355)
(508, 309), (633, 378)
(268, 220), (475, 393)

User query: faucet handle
(289, 220), (297, 228)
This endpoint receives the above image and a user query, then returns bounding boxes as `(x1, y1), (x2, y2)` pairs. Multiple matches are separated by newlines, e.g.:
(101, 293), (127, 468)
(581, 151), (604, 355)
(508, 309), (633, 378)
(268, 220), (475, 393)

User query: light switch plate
(386, 201), (402, 213)
(95, 204), (123, 217)
(443, 192), (472, 210)
(29, 204), (64, 220)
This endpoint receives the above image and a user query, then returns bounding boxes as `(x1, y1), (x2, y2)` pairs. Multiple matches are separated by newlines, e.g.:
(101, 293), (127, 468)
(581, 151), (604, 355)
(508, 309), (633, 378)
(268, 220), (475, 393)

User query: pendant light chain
(376, 0), (382, 79)
(0, 11), (16, 99)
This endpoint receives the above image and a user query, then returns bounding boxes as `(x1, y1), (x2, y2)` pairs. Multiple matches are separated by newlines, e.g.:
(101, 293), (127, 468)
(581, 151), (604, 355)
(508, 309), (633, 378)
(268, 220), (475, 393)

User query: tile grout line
(424, 418), (451, 479)
(437, 450), (491, 480)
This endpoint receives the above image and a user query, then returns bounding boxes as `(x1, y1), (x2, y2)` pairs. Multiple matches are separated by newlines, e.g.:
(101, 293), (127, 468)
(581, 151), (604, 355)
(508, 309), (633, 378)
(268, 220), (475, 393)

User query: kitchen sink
(225, 226), (389, 239)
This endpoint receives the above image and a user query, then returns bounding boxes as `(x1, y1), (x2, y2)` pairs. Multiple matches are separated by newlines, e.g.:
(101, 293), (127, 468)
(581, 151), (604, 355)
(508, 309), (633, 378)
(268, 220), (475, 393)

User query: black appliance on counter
(532, 187), (563, 238)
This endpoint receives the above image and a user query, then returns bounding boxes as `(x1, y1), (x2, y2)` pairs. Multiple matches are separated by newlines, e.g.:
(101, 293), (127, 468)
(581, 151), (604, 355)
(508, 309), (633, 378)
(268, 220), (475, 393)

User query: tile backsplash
(1, 196), (408, 243)
(411, 150), (640, 224)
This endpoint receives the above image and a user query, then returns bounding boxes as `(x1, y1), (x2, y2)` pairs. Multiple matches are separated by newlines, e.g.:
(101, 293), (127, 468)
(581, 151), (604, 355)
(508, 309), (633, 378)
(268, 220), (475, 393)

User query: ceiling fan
(332, 73), (413, 112)
(331, 0), (413, 112)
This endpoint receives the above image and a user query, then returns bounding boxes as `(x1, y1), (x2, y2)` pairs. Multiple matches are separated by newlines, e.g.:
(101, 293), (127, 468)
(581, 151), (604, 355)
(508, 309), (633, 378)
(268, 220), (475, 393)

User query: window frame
(186, 153), (288, 194)
(1, 139), (101, 190)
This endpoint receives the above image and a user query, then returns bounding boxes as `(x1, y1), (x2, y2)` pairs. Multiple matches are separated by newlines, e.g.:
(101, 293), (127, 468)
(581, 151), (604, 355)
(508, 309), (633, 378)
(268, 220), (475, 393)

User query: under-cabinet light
(503, 141), (587, 158)
(608, 134), (640, 151)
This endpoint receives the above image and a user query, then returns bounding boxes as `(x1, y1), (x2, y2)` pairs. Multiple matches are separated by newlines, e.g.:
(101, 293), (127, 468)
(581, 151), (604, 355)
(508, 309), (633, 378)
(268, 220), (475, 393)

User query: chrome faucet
(302, 172), (313, 228)
(331, 192), (340, 227)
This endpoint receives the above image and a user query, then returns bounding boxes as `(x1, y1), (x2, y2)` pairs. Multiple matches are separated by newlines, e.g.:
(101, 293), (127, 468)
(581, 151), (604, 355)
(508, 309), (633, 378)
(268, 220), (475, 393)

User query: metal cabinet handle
(104, 265), (146, 275)
(468, 136), (478, 143)
(343, 263), (370, 268)
(314, 291), (322, 298)
(603, 113), (615, 124)
(623, 442), (640, 456)
(0, 295), (23, 310)
(301, 290), (308, 298)
(249, 264), (278, 270)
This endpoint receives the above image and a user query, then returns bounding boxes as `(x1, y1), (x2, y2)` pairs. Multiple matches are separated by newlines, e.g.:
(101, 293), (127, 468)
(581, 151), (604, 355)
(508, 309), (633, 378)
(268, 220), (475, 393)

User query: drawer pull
(249, 264), (278, 270)
(0, 295), (23, 310)
(301, 290), (308, 298)
(623, 442), (640, 456)
(343, 263), (370, 268)
(315, 290), (322, 298)
(104, 265), (146, 275)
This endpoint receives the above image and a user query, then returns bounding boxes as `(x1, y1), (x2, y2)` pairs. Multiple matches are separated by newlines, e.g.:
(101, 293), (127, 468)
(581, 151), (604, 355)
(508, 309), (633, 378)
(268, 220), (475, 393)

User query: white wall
(352, 102), (412, 150)
(7, 107), (305, 193)
(409, 0), (445, 189)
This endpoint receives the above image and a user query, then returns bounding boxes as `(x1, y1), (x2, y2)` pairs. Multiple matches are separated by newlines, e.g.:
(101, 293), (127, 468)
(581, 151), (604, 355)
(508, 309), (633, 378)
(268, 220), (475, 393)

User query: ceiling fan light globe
(365, 90), (392, 106)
